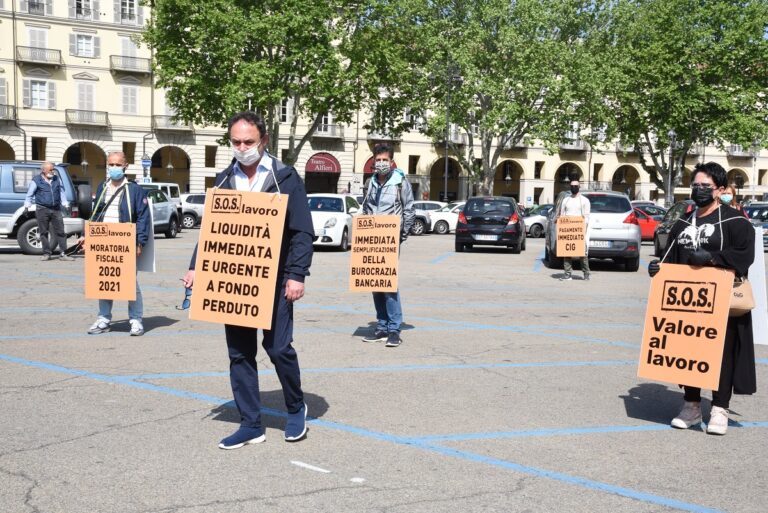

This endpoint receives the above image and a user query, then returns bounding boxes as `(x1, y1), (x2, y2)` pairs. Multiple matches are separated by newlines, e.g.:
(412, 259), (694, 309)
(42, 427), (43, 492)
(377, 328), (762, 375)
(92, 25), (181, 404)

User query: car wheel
(530, 223), (543, 238)
(624, 257), (640, 272)
(182, 213), (196, 229)
(434, 220), (449, 235)
(165, 217), (179, 239)
(521, 238), (526, 251)
(17, 219), (44, 255)
(410, 218), (425, 236)
(338, 228), (349, 252)
(511, 243), (522, 254)
(455, 241), (464, 252)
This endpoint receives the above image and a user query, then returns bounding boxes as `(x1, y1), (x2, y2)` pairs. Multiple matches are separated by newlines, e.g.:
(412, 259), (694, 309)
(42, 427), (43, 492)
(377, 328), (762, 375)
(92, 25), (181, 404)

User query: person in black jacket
(182, 112), (314, 449)
(648, 162), (756, 435)
(24, 162), (73, 261)
(86, 152), (151, 337)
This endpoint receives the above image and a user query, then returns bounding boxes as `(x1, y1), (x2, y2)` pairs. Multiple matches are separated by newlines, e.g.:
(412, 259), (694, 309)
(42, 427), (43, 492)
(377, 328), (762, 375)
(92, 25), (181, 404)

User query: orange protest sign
(556, 216), (586, 257)
(637, 263), (733, 390)
(84, 221), (136, 300)
(189, 189), (287, 329)
(349, 215), (400, 292)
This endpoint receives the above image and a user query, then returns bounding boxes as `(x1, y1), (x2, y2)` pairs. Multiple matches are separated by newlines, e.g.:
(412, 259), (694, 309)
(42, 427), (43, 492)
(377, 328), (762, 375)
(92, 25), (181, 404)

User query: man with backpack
(360, 143), (415, 347)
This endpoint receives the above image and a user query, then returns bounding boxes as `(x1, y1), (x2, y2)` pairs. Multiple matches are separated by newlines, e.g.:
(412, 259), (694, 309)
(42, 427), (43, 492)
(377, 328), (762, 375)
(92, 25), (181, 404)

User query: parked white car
(307, 194), (360, 251)
(429, 201), (466, 234)
(523, 203), (555, 238)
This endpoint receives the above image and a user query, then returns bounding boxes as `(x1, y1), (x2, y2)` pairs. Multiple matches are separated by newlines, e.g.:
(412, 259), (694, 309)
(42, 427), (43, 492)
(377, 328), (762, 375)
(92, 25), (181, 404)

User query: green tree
(605, 0), (768, 205)
(142, 0), (371, 164)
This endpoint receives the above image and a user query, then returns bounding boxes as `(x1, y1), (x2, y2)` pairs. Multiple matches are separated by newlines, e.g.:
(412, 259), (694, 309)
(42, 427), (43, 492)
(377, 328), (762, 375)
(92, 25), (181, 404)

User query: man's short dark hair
(227, 111), (267, 139)
(373, 143), (394, 159)
(692, 162), (727, 188)
(568, 173), (580, 183)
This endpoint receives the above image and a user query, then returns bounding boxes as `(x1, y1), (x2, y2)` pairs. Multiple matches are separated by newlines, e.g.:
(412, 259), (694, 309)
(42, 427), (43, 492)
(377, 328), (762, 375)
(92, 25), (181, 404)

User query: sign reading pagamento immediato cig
(556, 216), (586, 257)
(637, 263), (733, 390)
(189, 189), (287, 329)
(349, 215), (400, 292)
(84, 221), (136, 300)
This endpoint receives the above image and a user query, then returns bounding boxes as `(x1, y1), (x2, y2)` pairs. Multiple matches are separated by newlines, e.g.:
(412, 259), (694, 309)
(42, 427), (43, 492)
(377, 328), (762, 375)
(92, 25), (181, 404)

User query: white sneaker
(129, 319), (144, 337)
(706, 406), (729, 435)
(88, 317), (111, 335)
(559, 273), (572, 281)
(671, 401), (702, 429)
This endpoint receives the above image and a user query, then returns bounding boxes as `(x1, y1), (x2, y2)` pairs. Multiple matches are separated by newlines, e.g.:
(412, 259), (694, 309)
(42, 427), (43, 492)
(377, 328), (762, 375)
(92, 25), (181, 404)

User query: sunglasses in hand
(176, 287), (192, 310)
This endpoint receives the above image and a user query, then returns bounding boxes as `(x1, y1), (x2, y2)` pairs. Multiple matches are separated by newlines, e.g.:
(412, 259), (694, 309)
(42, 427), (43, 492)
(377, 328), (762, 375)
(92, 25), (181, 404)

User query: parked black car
(454, 196), (526, 253)
(653, 199), (695, 257)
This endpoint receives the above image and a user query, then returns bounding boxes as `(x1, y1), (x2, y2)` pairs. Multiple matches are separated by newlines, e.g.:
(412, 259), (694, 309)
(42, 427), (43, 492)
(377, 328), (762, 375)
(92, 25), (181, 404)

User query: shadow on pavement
(207, 391), (330, 429)
(619, 383), (695, 426)
(352, 321), (415, 337)
(106, 316), (179, 333)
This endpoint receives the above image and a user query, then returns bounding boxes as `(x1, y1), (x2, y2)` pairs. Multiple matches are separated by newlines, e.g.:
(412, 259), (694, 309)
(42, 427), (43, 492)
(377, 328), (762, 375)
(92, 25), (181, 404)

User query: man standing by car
(24, 162), (73, 261)
(361, 143), (415, 347)
(182, 112), (314, 449)
(86, 151), (151, 336)
(557, 177), (591, 281)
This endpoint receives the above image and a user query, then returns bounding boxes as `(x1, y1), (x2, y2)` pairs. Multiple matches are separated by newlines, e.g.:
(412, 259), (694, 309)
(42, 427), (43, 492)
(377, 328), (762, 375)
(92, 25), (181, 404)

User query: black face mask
(570, 186), (580, 195)
(691, 187), (715, 207)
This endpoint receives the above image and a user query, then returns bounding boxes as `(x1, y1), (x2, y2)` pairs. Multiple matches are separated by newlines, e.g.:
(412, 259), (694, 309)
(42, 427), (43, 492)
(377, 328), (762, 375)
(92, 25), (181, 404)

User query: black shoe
(363, 331), (387, 343)
(385, 332), (402, 347)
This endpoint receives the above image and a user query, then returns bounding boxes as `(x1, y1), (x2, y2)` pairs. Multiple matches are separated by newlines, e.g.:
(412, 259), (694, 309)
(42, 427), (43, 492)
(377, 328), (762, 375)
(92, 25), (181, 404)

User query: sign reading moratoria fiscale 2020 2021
(637, 263), (733, 390)
(349, 215), (401, 293)
(189, 189), (287, 329)
(84, 221), (136, 301)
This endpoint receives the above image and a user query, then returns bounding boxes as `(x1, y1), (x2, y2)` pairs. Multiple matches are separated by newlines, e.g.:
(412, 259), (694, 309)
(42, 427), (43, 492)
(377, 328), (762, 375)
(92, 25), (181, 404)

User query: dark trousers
(683, 320), (738, 408)
(224, 285), (303, 429)
(35, 205), (67, 256)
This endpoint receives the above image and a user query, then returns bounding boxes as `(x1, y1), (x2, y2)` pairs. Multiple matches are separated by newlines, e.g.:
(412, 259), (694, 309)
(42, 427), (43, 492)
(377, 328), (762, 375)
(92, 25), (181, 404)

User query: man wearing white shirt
(557, 178), (591, 281)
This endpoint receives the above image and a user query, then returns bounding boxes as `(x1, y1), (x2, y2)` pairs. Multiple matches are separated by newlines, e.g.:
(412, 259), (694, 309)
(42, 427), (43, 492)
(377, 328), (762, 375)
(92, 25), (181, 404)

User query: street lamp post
(667, 129), (676, 208)
(752, 139), (760, 200)
(444, 100), (450, 202)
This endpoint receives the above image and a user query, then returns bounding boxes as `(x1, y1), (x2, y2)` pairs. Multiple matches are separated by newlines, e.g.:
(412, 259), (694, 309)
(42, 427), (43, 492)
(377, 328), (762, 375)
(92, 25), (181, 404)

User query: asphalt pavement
(0, 231), (766, 513)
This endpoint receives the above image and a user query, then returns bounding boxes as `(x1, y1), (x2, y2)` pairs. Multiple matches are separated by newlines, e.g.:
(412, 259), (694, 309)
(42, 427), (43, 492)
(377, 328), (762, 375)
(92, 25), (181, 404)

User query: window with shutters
(28, 27), (47, 49)
(0, 78), (6, 106)
(76, 0), (93, 19)
(121, 85), (137, 114)
(77, 82), (95, 111)
(27, 0), (49, 15)
(120, 0), (137, 23)
(30, 80), (48, 109)
(280, 98), (293, 123)
(75, 34), (94, 57)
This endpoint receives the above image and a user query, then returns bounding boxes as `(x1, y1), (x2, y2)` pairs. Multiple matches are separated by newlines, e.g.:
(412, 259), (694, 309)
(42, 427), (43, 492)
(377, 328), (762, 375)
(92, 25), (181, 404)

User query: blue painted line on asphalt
(430, 252), (453, 264)
(121, 359), (637, 381)
(757, 358), (768, 364)
(533, 250), (545, 272)
(0, 352), (731, 513)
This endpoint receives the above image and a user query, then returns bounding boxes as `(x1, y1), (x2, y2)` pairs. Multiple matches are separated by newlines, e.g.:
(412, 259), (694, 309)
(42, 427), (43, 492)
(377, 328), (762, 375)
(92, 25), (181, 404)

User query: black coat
(189, 156), (314, 283)
(662, 204), (756, 394)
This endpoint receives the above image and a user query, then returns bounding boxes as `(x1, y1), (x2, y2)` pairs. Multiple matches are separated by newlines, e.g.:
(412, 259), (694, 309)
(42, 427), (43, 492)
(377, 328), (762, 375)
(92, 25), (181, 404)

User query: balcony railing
(28, 1), (46, 15)
(502, 138), (526, 150)
(0, 105), (17, 121)
(687, 143), (704, 155)
(121, 12), (138, 25)
(16, 46), (63, 66)
(110, 55), (151, 74)
(438, 129), (467, 146)
(312, 124), (344, 139)
(75, 8), (94, 20)
(727, 144), (752, 158)
(153, 115), (194, 132)
(615, 141), (637, 154)
(367, 130), (401, 142)
(560, 138), (587, 151)
(65, 109), (110, 127)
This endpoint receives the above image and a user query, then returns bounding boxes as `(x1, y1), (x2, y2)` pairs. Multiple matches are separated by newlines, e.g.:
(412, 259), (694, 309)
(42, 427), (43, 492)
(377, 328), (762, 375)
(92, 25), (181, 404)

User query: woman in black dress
(647, 162), (756, 435)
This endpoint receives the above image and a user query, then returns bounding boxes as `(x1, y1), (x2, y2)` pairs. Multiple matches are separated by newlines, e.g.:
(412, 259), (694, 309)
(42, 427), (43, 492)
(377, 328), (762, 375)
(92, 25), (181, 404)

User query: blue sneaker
(284, 404), (308, 442)
(218, 426), (265, 450)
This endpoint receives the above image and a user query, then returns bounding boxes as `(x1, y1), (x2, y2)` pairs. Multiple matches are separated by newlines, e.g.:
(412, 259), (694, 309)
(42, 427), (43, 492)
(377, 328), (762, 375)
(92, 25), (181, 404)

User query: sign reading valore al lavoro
(84, 221), (136, 300)
(556, 216), (586, 257)
(638, 263), (733, 390)
(349, 215), (400, 292)
(189, 189), (287, 329)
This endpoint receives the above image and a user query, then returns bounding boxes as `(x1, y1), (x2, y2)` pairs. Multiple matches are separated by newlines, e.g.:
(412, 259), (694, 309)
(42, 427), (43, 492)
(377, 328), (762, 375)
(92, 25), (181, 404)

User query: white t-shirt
(559, 194), (591, 224)
(101, 179), (129, 223)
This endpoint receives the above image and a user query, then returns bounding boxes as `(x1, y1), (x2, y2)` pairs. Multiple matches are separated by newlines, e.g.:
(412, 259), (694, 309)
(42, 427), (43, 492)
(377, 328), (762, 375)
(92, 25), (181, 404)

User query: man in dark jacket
(86, 151), (151, 336)
(182, 112), (314, 449)
(24, 162), (73, 261)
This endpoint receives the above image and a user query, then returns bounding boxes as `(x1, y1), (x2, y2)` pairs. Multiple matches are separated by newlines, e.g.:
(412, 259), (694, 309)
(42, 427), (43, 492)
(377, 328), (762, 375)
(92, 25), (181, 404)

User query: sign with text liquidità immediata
(349, 215), (401, 292)
(637, 263), (733, 390)
(84, 221), (136, 300)
(556, 216), (586, 257)
(189, 189), (287, 329)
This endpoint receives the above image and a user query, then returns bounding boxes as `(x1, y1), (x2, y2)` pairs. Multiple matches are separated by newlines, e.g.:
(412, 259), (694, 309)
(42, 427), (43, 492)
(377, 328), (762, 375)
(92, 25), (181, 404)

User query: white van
(139, 181), (182, 215)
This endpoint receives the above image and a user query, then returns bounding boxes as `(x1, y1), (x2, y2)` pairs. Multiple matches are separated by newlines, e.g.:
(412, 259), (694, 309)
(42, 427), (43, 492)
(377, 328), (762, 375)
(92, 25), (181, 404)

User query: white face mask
(233, 145), (262, 166)
(374, 161), (391, 175)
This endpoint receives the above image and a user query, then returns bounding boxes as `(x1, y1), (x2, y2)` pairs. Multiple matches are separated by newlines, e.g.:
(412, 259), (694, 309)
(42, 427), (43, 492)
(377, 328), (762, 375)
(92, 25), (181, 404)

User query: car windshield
(466, 199), (512, 216)
(585, 195), (631, 213)
(308, 197), (344, 212)
(745, 207), (768, 221)
(439, 202), (461, 212)
(529, 204), (551, 216)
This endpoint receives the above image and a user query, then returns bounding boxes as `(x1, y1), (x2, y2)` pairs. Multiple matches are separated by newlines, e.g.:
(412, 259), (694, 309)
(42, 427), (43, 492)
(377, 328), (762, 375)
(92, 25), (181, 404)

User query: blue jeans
(372, 291), (403, 333)
(98, 277), (143, 321)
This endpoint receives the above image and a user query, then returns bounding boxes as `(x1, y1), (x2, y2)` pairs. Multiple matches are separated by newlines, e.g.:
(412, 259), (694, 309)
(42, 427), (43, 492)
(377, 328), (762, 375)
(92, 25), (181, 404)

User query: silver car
(180, 193), (205, 229)
(523, 203), (554, 238)
(544, 191), (641, 271)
